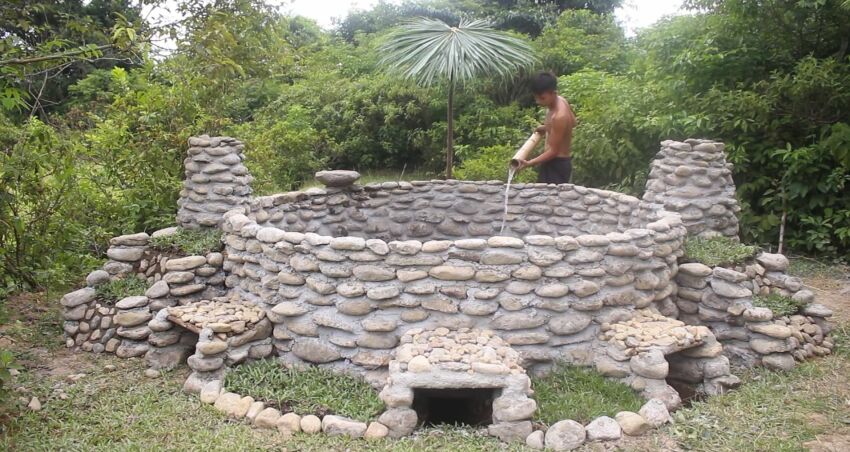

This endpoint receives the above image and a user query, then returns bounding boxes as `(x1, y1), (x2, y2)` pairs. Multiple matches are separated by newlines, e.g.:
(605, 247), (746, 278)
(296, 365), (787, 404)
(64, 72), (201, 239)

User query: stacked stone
(221, 204), (686, 377)
(61, 232), (150, 352)
(176, 135), (252, 229)
(61, 227), (229, 356)
(245, 172), (667, 242)
(144, 252), (227, 311)
(103, 232), (151, 276)
(379, 327), (536, 442)
(392, 327), (524, 375)
(594, 309), (739, 409)
(523, 398), (672, 450)
(61, 287), (116, 353)
(196, 376), (383, 439)
(642, 139), (740, 238)
(168, 298), (265, 333)
(113, 295), (153, 358)
(673, 252), (833, 370)
(144, 296), (272, 393)
(146, 309), (197, 371)
(183, 328), (230, 393)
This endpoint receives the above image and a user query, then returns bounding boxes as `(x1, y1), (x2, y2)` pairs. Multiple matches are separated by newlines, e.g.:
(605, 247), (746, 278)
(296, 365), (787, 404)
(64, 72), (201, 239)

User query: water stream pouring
(500, 131), (543, 234)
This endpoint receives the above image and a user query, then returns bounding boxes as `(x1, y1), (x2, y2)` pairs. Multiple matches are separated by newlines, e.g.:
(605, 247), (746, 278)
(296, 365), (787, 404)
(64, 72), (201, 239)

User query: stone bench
(144, 296), (273, 392)
(594, 309), (740, 408)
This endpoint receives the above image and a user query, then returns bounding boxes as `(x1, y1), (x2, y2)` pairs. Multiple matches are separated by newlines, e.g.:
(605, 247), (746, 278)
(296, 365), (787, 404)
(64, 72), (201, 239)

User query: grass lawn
(1, 258), (849, 451)
(224, 359), (383, 421)
(532, 363), (643, 424)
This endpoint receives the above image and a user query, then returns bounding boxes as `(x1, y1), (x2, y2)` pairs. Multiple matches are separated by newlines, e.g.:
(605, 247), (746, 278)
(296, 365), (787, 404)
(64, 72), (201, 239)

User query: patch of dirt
(803, 274), (850, 323)
(804, 434), (850, 452)
(574, 430), (682, 452)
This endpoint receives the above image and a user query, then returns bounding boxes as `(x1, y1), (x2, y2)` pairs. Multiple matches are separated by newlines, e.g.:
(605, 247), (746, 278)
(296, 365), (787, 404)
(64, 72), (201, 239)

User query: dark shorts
(538, 157), (572, 184)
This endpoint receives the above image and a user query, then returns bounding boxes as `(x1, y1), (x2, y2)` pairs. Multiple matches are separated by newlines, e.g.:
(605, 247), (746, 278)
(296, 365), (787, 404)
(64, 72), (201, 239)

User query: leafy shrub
(454, 144), (538, 183)
(0, 350), (23, 422)
(752, 293), (805, 317)
(224, 360), (383, 421)
(683, 236), (758, 267)
(94, 275), (148, 304)
(531, 362), (643, 424)
(149, 228), (223, 256)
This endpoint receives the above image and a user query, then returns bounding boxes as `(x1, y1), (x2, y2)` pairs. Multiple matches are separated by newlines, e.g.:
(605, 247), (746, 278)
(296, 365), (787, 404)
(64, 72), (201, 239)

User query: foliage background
(1, 0), (849, 296)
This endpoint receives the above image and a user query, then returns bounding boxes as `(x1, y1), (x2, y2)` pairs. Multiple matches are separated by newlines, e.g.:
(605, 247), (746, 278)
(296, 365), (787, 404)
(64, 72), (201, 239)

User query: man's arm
(526, 115), (566, 167)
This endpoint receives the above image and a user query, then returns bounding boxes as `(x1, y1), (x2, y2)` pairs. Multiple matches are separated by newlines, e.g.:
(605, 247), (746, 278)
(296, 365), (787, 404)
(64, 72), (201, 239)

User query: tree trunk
(445, 79), (454, 179)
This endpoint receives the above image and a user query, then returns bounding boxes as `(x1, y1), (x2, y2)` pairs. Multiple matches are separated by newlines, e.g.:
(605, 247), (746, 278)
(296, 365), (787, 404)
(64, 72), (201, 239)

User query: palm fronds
(379, 18), (537, 86)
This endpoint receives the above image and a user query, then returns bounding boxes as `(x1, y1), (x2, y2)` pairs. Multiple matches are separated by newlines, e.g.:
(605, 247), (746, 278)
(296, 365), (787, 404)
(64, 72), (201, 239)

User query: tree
(379, 17), (536, 178)
(0, 0), (149, 118)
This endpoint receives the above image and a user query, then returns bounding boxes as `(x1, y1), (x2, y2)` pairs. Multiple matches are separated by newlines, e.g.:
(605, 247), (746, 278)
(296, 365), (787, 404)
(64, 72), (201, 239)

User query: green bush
(683, 236), (758, 267)
(752, 293), (805, 317)
(531, 362), (643, 424)
(454, 145), (538, 183)
(149, 228), (223, 256)
(0, 349), (23, 421)
(224, 360), (383, 421)
(94, 274), (148, 304)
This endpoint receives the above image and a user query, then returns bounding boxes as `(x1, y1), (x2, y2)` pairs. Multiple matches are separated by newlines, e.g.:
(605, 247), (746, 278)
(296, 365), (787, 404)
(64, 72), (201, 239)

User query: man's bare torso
(544, 96), (577, 158)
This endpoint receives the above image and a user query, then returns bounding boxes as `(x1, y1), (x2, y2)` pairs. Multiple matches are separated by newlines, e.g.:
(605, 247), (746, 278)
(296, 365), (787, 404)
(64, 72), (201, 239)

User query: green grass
(788, 256), (849, 279)
(1, 360), (518, 451)
(223, 359), (383, 422)
(683, 236), (758, 267)
(669, 359), (848, 452)
(94, 274), (148, 304)
(5, 286), (850, 452)
(752, 293), (805, 317)
(531, 362), (644, 424)
(149, 227), (223, 256)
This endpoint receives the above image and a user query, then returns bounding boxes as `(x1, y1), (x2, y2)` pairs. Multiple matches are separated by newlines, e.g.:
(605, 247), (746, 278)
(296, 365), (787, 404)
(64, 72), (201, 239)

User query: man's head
(530, 72), (558, 107)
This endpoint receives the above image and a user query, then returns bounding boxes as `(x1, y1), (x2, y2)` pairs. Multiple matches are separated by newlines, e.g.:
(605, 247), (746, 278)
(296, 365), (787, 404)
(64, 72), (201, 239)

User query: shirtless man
(516, 72), (577, 184)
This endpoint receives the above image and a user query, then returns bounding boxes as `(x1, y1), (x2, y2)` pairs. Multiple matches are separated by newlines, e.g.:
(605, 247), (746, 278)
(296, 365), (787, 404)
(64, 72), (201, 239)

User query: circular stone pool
(220, 176), (687, 379)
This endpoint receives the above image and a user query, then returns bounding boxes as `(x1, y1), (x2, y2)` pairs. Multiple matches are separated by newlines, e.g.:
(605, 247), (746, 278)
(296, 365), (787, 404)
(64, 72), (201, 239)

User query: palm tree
(379, 18), (537, 179)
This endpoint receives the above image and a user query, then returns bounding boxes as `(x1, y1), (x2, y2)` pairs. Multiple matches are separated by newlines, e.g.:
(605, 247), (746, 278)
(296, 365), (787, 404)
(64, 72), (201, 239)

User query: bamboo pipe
(510, 131), (543, 169)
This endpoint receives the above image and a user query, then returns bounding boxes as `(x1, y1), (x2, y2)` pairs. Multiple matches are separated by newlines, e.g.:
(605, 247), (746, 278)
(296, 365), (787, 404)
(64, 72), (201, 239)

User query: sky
(283, 0), (687, 35)
(146, 1), (687, 37)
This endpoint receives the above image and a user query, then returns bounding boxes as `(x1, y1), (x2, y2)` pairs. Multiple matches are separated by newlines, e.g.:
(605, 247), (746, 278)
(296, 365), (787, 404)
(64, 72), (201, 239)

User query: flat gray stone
(756, 253), (789, 271)
(86, 270), (111, 287)
(315, 170), (361, 187)
(291, 339), (341, 363)
(585, 416), (621, 441)
(377, 408), (417, 438)
(638, 399), (672, 427)
(548, 313), (591, 335)
(545, 419), (586, 450)
(115, 296), (149, 309)
(61, 287), (96, 307)
(322, 415), (367, 437)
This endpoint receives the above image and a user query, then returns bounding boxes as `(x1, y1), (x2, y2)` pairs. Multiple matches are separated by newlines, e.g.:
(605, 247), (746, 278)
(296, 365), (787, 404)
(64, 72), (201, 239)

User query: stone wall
(220, 180), (687, 377)
(247, 180), (664, 241)
(673, 253), (834, 370)
(177, 135), (253, 229)
(62, 228), (227, 357)
(642, 139), (740, 238)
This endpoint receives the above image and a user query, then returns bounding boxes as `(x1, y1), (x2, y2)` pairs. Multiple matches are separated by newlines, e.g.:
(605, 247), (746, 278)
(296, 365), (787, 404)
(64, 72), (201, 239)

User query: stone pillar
(177, 135), (252, 229)
(642, 139), (740, 239)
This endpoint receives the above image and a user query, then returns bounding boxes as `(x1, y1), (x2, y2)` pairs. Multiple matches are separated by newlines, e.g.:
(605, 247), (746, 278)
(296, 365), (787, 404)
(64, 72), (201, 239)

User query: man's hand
(515, 159), (531, 170)
(535, 125), (547, 134)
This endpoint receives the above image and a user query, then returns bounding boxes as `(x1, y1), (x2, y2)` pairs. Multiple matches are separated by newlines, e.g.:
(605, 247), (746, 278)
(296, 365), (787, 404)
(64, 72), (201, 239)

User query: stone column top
(315, 170), (361, 187)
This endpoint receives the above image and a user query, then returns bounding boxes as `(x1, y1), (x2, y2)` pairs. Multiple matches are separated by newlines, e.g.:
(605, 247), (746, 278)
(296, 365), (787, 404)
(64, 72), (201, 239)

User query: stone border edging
(191, 374), (673, 450)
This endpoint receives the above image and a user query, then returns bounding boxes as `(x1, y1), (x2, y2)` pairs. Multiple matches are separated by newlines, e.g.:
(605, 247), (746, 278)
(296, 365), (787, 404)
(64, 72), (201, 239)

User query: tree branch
(0, 44), (114, 66)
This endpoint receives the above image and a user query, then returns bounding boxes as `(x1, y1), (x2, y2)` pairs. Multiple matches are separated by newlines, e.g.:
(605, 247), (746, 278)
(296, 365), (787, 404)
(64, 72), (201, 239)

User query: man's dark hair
(530, 72), (557, 94)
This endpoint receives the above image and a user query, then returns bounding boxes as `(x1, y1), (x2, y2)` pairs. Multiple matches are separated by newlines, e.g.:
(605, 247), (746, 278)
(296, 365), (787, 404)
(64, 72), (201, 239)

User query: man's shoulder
(551, 109), (570, 123)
